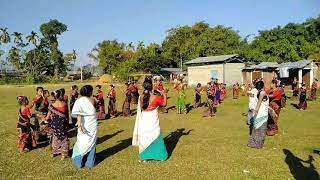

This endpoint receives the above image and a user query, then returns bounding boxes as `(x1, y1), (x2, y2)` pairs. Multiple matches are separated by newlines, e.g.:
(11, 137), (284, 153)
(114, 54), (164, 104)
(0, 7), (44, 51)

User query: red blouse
(21, 107), (31, 117)
(144, 95), (165, 112)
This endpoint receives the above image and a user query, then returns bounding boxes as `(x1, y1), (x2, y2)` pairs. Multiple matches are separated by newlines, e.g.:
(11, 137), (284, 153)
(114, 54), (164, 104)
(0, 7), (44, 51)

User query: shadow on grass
(165, 128), (193, 159)
(96, 137), (132, 165)
(186, 103), (194, 113)
(313, 150), (320, 155)
(97, 130), (124, 145)
(283, 149), (319, 180)
(291, 103), (300, 110)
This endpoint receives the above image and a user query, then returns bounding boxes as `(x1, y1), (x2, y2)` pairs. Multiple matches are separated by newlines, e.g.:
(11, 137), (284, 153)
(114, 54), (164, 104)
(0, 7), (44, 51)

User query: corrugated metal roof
(160, 68), (183, 72)
(243, 60), (312, 70)
(185, 54), (242, 65)
(244, 62), (279, 70)
(278, 60), (312, 69)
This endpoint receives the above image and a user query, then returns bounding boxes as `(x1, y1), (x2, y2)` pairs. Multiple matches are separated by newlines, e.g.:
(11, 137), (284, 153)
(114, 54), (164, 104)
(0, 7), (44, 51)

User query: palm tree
(0, 27), (11, 44)
(127, 42), (135, 51)
(26, 31), (38, 47)
(12, 32), (23, 45)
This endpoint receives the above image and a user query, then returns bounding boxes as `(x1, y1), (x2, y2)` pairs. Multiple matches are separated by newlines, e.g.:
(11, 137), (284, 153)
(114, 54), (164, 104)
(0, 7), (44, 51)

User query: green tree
(0, 28), (11, 44)
(40, 19), (68, 81)
(88, 40), (126, 74)
(26, 31), (39, 47)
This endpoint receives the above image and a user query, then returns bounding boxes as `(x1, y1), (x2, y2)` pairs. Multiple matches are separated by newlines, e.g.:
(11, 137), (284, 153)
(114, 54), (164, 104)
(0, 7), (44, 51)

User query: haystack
(98, 74), (113, 83)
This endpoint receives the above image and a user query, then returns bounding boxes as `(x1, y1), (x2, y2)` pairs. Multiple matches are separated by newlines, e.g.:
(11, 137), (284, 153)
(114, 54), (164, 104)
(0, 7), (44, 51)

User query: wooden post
(298, 69), (302, 88)
(80, 66), (83, 82)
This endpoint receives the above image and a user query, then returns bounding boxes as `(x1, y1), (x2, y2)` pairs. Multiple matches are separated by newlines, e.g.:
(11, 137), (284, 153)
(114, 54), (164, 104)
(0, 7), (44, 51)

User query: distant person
(194, 83), (202, 108)
(309, 78), (318, 101)
(16, 96), (37, 152)
(132, 78), (168, 162)
(292, 77), (299, 100)
(220, 84), (227, 101)
(42, 89), (69, 160)
(174, 78), (186, 114)
(233, 83), (240, 99)
(247, 81), (269, 149)
(122, 82), (132, 117)
(71, 85), (97, 168)
(298, 83), (307, 111)
(70, 85), (79, 126)
(94, 85), (105, 120)
(203, 82), (216, 117)
(107, 84), (117, 118)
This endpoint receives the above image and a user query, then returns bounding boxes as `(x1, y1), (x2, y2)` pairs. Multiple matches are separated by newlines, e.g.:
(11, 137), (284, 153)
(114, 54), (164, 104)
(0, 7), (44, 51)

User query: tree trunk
(54, 65), (59, 81)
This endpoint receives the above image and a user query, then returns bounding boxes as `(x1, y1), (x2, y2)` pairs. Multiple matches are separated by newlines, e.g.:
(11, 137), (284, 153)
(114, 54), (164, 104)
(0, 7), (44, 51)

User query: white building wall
(224, 63), (245, 86)
(187, 64), (224, 86)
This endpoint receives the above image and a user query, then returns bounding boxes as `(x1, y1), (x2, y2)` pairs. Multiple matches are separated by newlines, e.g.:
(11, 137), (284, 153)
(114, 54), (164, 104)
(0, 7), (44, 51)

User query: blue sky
(1, 0), (319, 65)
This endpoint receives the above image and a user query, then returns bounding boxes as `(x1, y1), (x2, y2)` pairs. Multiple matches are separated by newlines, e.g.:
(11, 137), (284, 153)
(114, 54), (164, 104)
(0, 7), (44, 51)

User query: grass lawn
(0, 83), (319, 179)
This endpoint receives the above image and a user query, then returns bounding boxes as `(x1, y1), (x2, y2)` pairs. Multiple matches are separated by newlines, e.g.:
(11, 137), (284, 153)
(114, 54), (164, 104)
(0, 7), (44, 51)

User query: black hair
(197, 83), (201, 88)
(141, 78), (153, 110)
(255, 81), (264, 90)
(110, 84), (115, 88)
(17, 96), (27, 105)
(59, 88), (66, 97)
(43, 90), (49, 95)
(96, 85), (102, 89)
(51, 89), (64, 100)
(36, 87), (44, 92)
(271, 79), (277, 85)
(80, 85), (93, 97)
(72, 85), (78, 90)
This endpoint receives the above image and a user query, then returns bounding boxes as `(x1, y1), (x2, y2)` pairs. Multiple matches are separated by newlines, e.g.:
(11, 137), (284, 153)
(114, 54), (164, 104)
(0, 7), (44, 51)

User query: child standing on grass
(17, 96), (37, 152)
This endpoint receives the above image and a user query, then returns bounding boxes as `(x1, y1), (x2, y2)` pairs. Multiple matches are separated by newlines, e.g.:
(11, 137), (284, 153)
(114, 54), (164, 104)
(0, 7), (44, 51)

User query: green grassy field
(0, 83), (319, 179)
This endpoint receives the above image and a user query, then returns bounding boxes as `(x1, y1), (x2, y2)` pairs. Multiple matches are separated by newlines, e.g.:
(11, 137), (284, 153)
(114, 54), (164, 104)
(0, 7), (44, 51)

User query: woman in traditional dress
(107, 84), (117, 118)
(292, 77), (299, 100)
(194, 83), (202, 108)
(16, 96), (37, 152)
(174, 79), (186, 114)
(203, 83), (216, 117)
(122, 82), (132, 117)
(154, 78), (168, 113)
(71, 85), (98, 168)
(70, 85), (79, 126)
(298, 83), (307, 110)
(94, 85), (105, 120)
(266, 80), (283, 136)
(247, 81), (269, 149)
(132, 78), (168, 162)
(30, 87), (48, 143)
(309, 78), (318, 101)
(233, 83), (240, 99)
(42, 90), (69, 160)
(220, 84), (227, 101)
(132, 80), (140, 104)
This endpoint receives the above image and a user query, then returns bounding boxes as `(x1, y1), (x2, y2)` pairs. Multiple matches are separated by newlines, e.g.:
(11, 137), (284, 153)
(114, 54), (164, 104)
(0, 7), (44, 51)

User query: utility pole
(80, 66), (83, 82)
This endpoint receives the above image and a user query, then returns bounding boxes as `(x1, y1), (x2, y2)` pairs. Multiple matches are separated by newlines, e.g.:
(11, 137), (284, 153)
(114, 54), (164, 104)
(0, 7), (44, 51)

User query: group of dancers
(246, 77), (318, 149)
(15, 75), (318, 167)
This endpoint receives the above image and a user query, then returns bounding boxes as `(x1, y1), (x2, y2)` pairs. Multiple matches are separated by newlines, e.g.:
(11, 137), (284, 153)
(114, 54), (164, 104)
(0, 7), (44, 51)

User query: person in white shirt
(247, 83), (258, 125)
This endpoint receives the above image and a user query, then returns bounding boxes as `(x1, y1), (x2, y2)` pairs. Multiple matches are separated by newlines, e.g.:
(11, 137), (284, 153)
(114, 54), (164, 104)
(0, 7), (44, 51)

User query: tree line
(88, 15), (320, 80)
(0, 19), (76, 83)
(1, 16), (320, 83)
